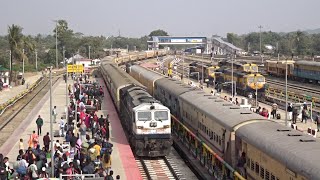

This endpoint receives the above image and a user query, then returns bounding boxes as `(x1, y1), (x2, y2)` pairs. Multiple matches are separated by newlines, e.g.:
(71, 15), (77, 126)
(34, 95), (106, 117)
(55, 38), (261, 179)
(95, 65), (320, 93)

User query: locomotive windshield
(247, 76), (265, 83)
(154, 111), (169, 121)
(137, 112), (151, 121)
(251, 66), (258, 72)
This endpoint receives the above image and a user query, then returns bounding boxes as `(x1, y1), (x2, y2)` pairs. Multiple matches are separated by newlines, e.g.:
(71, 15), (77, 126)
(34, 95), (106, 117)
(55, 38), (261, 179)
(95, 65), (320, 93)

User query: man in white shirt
(52, 106), (57, 123)
(59, 117), (65, 137)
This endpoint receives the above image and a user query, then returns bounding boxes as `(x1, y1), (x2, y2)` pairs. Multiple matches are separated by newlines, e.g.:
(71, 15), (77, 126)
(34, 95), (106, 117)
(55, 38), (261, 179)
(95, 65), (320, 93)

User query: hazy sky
(0, 0), (319, 37)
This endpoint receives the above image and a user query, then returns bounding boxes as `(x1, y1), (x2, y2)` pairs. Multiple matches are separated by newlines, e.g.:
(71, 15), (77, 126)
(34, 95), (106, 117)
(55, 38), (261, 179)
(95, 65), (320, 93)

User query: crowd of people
(0, 74), (121, 180)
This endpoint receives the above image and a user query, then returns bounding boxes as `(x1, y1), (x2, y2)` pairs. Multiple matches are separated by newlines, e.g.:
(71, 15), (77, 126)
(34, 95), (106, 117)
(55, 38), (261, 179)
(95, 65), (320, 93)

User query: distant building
(212, 36), (245, 56)
(0, 65), (9, 86)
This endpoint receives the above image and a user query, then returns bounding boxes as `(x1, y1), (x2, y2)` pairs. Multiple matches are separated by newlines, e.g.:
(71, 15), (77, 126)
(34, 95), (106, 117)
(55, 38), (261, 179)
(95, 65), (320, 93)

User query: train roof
(179, 92), (265, 131)
(126, 86), (158, 107)
(236, 121), (320, 179)
(155, 78), (199, 98)
(102, 63), (144, 89)
(295, 60), (320, 67)
(130, 65), (164, 81)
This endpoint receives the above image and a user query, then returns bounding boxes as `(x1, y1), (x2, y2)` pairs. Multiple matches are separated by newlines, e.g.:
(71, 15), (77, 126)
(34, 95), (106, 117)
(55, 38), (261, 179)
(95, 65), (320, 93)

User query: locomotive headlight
(163, 125), (170, 128)
(137, 126), (143, 129)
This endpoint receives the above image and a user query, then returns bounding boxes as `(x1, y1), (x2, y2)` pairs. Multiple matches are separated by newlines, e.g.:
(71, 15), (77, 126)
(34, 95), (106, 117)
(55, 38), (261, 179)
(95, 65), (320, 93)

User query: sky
(0, 0), (319, 38)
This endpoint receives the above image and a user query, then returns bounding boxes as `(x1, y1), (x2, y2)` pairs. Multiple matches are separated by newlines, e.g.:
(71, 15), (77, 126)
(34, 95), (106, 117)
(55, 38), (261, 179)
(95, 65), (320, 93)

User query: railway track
(136, 156), (185, 180)
(267, 79), (320, 97)
(0, 74), (63, 147)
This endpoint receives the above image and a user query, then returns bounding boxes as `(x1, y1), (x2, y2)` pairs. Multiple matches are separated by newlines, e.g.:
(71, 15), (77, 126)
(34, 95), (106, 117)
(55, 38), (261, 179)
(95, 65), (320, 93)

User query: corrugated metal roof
(295, 60), (320, 67)
(236, 121), (320, 179)
(179, 91), (265, 130)
(130, 65), (163, 82)
(212, 37), (243, 51)
(155, 78), (198, 98)
(102, 64), (144, 90)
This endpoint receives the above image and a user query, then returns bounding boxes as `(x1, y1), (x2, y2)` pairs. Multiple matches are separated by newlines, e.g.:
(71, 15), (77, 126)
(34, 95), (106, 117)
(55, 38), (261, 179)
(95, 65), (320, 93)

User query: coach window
(251, 160), (254, 171)
(255, 163), (259, 174)
(271, 174), (275, 180)
(260, 166), (265, 179)
(265, 170), (270, 180)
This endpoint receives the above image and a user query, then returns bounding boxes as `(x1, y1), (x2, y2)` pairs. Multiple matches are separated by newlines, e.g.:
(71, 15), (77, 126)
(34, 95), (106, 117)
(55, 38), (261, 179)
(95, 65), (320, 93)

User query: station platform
(0, 77), (65, 163)
(0, 72), (42, 105)
(0, 76), (142, 179)
(97, 78), (142, 180)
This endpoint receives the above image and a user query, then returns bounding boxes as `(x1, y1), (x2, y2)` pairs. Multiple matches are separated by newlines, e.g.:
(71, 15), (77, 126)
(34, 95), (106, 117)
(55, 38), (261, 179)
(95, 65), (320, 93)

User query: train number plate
(150, 129), (156, 133)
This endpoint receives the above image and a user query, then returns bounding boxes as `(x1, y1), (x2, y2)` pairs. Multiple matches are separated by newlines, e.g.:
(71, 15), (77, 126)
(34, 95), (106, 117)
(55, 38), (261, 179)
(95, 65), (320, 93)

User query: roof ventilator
(230, 107), (241, 109)
(240, 112), (252, 114)
(277, 129), (291, 132)
(208, 97), (217, 99)
(287, 134), (302, 137)
(223, 104), (233, 106)
(299, 139), (316, 142)
(215, 100), (224, 102)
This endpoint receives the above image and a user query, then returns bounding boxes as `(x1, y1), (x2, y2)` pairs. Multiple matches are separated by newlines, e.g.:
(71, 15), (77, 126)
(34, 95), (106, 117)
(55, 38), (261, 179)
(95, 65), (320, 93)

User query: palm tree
(22, 35), (36, 63)
(8, 24), (24, 85)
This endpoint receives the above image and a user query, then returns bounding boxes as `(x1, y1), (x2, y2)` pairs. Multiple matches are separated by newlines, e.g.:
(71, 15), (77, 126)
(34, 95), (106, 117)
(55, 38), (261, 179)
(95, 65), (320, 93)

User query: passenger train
(127, 64), (320, 180)
(100, 50), (172, 157)
(266, 60), (320, 84)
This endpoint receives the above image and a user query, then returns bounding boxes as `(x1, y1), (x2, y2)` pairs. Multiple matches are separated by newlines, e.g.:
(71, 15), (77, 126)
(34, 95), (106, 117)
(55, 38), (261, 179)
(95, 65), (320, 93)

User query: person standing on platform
(59, 117), (65, 137)
(80, 123), (87, 143)
(68, 84), (72, 94)
(52, 106), (57, 123)
(292, 107), (298, 124)
(301, 108), (308, 123)
(106, 170), (113, 180)
(18, 139), (24, 151)
(43, 132), (51, 152)
(316, 113), (320, 132)
(102, 152), (112, 176)
(271, 103), (278, 119)
(28, 131), (39, 149)
(36, 115), (44, 136)
(287, 103), (293, 120)
(116, 175), (120, 179)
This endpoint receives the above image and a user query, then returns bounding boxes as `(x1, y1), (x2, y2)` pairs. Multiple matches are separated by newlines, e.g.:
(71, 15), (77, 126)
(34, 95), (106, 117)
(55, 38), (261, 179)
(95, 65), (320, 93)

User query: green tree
(8, 24), (24, 85)
(294, 31), (310, 56)
(226, 33), (243, 47)
(149, 29), (169, 37)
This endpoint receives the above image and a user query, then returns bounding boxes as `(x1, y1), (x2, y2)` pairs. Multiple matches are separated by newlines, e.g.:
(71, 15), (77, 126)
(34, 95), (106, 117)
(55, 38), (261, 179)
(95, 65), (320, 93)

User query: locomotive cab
(133, 103), (172, 156)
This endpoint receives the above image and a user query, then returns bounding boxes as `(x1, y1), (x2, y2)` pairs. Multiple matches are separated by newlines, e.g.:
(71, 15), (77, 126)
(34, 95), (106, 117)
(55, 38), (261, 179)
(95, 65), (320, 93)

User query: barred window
(255, 163), (260, 174)
(266, 170), (270, 180)
(271, 174), (275, 180)
(251, 161), (254, 171)
(260, 166), (265, 179)
(247, 158), (250, 168)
